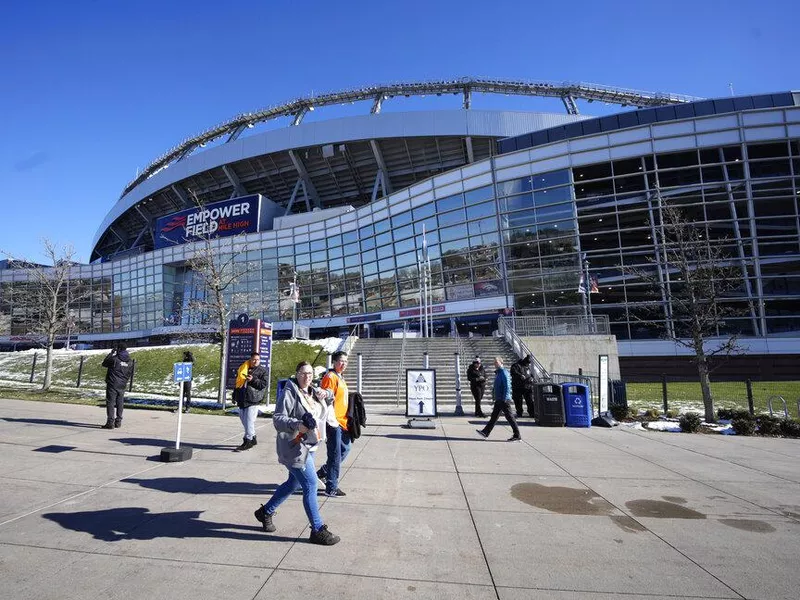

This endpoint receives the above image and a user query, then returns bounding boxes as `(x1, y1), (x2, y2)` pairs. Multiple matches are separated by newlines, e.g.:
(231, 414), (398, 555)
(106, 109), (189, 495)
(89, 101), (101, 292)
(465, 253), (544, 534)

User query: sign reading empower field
(155, 195), (261, 248)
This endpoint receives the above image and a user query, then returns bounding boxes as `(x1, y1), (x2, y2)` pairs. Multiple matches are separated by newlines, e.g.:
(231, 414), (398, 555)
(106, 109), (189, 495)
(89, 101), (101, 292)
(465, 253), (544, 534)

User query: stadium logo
(154, 195), (261, 249)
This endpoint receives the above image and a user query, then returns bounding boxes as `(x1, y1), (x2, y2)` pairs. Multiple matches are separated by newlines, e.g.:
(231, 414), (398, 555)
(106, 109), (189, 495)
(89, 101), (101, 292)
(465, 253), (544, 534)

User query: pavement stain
(719, 519), (776, 533)
(510, 483), (615, 516)
(626, 499), (706, 519)
(610, 515), (648, 534)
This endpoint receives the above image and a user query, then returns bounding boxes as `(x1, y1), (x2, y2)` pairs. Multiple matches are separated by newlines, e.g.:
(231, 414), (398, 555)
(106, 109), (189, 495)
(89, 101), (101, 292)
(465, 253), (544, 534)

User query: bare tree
(2, 240), (84, 391)
(173, 192), (268, 407)
(627, 197), (745, 422)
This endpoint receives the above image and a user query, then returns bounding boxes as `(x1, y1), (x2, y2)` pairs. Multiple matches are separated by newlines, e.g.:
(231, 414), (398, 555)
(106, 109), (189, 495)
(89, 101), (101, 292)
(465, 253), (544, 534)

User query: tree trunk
(218, 333), (228, 409)
(42, 336), (55, 391)
(697, 356), (715, 423)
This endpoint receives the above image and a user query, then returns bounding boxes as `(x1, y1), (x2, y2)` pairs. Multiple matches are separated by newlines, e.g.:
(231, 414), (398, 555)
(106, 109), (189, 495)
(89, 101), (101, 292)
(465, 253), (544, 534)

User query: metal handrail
(767, 395), (788, 418)
(498, 317), (549, 381)
(337, 325), (359, 355)
(394, 324), (408, 406)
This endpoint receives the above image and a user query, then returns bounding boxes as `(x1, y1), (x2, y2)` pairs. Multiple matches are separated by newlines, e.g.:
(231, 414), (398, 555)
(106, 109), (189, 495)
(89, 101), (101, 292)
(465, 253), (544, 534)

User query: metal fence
(503, 315), (610, 336)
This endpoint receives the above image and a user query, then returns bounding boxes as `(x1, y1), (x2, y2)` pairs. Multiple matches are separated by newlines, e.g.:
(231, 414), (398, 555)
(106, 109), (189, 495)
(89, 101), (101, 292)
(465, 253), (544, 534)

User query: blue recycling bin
(561, 383), (592, 428)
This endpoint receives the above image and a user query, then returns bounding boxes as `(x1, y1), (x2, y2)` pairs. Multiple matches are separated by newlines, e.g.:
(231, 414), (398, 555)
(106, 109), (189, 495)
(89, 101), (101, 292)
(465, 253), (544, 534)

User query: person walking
(181, 350), (194, 413)
(254, 361), (340, 546)
(466, 356), (487, 418)
(511, 355), (536, 418)
(101, 344), (133, 429)
(233, 352), (268, 452)
(316, 351), (350, 497)
(476, 356), (521, 441)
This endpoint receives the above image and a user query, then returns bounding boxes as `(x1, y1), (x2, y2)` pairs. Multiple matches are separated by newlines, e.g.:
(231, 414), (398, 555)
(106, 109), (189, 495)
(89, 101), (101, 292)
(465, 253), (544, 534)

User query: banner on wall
(155, 195), (261, 249)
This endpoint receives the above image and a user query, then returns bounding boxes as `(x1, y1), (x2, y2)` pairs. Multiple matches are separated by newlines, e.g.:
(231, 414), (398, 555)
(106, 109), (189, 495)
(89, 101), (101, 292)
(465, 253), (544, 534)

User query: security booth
(561, 383), (592, 428)
(534, 383), (565, 427)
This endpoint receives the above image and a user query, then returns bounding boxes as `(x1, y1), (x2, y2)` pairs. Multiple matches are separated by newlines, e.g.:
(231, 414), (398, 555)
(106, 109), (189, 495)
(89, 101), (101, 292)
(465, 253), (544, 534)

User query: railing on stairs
(498, 317), (550, 381)
(394, 321), (409, 406)
(338, 325), (359, 355)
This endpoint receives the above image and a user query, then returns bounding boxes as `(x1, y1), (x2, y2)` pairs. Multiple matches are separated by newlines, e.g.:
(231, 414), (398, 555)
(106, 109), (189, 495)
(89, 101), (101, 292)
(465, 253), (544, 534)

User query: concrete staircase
(350, 336), (522, 407)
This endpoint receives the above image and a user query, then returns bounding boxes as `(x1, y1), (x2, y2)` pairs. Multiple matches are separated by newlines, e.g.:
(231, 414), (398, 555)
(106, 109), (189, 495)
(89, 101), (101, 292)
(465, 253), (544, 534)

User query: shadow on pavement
(112, 437), (228, 450)
(1, 417), (99, 429)
(382, 433), (485, 442)
(42, 507), (297, 543)
(121, 476), (279, 495)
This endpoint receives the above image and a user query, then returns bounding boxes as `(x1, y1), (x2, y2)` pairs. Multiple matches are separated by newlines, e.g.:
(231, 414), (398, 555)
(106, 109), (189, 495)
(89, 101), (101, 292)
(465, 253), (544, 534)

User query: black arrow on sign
(418, 400), (425, 414)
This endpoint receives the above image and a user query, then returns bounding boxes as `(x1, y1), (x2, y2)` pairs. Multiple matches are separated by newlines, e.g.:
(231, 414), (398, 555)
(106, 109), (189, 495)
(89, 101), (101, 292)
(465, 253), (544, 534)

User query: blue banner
(155, 195), (261, 249)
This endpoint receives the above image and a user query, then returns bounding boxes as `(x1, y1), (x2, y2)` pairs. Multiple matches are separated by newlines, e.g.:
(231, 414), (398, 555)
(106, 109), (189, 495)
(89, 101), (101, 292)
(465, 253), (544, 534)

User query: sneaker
(254, 505), (276, 532)
(251, 436), (257, 447)
(316, 467), (327, 482)
(324, 488), (346, 497)
(309, 524), (340, 546)
(101, 422), (114, 430)
(234, 438), (253, 452)
(508, 435), (522, 442)
(476, 429), (488, 439)
(114, 421), (122, 428)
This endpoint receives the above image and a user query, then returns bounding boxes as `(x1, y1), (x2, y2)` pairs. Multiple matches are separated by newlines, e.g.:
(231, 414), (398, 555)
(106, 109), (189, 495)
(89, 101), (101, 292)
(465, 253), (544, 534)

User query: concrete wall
(521, 335), (620, 380)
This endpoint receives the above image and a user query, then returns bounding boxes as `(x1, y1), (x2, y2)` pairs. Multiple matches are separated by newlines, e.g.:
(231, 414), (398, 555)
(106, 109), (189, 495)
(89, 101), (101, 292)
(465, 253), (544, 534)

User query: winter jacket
(272, 377), (333, 469)
(493, 366), (512, 403)
(102, 350), (133, 391)
(346, 391), (367, 440)
(467, 363), (486, 387)
(511, 359), (534, 390)
(233, 361), (268, 408)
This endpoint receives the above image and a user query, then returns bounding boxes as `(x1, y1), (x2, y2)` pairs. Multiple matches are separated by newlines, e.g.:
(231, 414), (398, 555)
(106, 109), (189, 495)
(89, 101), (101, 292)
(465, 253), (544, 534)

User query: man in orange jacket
(316, 350), (350, 497)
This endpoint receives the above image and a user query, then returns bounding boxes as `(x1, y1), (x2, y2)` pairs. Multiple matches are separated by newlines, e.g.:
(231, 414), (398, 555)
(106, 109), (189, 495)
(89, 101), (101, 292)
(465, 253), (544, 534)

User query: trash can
(534, 383), (565, 427)
(561, 383), (592, 428)
(609, 380), (627, 409)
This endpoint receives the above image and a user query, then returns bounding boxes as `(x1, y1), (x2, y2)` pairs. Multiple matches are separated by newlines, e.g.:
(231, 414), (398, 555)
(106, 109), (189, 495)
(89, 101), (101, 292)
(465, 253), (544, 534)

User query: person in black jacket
(101, 344), (133, 429)
(233, 352), (268, 452)
(466, 356), (487, 417)
(182, 350), (195, 413)
(510, 355), (535, 418)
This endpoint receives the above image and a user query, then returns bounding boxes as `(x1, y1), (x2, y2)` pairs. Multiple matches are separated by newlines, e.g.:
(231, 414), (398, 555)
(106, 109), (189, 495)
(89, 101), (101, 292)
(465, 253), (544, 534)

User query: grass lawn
(626, 380), (800, 419)
(0, 340), (327, 409)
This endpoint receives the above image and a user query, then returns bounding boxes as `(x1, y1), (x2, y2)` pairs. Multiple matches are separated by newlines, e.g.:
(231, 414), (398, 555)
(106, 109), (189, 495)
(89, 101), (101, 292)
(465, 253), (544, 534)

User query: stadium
(1, 78), (799, 374)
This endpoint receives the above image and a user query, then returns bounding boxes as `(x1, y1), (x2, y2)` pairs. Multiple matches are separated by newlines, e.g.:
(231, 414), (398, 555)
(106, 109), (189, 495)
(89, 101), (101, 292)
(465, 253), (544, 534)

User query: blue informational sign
(173, 362), (193, 382)
(154, 195), (261, 249)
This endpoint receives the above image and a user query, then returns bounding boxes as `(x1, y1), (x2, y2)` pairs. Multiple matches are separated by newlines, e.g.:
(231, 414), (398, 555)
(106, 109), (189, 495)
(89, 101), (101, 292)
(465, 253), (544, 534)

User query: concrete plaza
(0, 397), (798, 599)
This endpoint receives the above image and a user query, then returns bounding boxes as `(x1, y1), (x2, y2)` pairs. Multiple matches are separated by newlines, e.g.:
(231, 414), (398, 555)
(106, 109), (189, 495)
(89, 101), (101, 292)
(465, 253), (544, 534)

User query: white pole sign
(598, 354), (609, 414)
(406, 369), (437, 417)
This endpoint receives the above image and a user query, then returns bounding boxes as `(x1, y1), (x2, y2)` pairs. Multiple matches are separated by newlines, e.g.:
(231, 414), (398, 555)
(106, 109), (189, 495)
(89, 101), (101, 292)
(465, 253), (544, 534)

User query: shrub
(666, 409), (679, 418)
(757, 415), (782, 436)
(610, 404), (629, 421)
(717, 407), (734, 420)
(779, 418), (800, 438)
(644, 408), (661, 419)
(731, 409), (752, 420)
(679, 412), (702, 433)
(732, 416), (756, 436)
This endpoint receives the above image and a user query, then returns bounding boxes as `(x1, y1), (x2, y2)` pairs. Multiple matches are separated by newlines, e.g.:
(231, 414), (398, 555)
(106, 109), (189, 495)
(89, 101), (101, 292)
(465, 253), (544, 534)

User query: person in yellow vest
(316, 350), (350, 497)
(233, 352), (268, 452)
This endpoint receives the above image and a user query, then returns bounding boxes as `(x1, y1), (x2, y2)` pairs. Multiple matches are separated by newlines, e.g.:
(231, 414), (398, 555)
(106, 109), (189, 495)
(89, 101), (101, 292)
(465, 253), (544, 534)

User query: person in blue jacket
(476, 356), (521, 441)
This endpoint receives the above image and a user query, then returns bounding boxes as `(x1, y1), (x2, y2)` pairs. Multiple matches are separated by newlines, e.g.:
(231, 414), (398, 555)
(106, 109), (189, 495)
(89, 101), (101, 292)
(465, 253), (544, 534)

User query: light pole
(291, 270), (298, 339)
(583, 253), (595, 333)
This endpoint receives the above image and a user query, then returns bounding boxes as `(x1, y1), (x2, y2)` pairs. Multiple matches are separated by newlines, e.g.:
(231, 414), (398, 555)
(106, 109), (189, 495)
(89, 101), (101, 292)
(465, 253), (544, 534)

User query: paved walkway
(1, 398), (799, 600)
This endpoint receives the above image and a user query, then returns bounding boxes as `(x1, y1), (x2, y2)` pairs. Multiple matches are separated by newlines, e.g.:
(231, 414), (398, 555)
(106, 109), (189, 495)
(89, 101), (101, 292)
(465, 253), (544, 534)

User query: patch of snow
(644, 420), (682, 432)
(622, 421), (646, 431)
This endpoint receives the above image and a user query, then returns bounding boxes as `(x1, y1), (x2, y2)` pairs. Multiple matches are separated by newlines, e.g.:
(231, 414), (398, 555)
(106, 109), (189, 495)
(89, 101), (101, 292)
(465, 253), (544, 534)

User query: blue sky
(1, 0), (798, 262)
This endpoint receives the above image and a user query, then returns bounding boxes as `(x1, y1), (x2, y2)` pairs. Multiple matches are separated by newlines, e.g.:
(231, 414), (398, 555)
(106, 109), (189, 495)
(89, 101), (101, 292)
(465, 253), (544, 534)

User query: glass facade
(1, 102), (799, 343)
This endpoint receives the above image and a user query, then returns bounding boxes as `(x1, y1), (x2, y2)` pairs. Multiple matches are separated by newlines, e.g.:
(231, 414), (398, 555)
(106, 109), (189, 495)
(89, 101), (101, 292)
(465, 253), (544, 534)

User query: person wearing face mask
(254, 361), (340, 546)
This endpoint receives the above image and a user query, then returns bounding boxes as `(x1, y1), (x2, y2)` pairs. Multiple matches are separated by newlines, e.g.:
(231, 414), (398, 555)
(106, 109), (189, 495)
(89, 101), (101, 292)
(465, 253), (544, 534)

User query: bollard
(454, 352), (464, 416)
(661, 374), (668, 415)
(423, 352), (429, 369)
(128, 359), (136, 392)
(30, 353), (38, 383)
(76, 355), (85, 388)
(357, 352), (363, 395)
(745, 379), (754, 416)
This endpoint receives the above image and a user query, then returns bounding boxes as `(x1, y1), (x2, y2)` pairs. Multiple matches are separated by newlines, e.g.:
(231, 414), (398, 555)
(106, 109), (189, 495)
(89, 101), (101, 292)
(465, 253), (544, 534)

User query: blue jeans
(239, 405), (258, 440)
(265, 453), (324, 531)
(321, 424), (352, 492)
